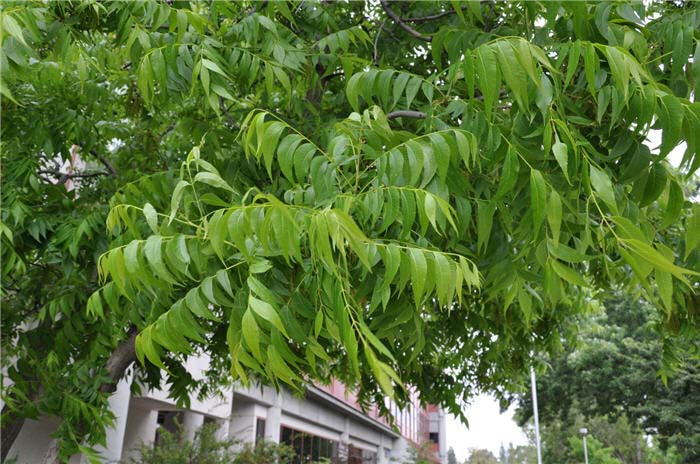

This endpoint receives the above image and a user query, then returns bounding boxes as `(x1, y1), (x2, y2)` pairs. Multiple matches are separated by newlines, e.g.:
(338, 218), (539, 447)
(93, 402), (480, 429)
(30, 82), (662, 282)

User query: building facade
(6, 355), (447, 464)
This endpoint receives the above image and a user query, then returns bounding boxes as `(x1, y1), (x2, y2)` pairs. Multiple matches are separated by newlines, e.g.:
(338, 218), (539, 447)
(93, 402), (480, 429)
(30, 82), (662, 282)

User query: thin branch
(88, 149), (118, 177)
(403, 7), (467, 23)
(38, 170), (111, 180)
(373, 19), (387, 66)
(387, 110), (426, 120)
(379, 0), (432, 42)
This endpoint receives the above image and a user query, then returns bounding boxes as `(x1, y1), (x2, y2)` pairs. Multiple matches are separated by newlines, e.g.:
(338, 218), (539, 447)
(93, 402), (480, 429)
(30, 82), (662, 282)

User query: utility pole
(530, 366), (543, 464)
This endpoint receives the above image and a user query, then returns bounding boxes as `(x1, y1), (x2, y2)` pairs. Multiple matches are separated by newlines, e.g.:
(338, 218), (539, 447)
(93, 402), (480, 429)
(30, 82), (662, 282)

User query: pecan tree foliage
(2, 1), (700, 460)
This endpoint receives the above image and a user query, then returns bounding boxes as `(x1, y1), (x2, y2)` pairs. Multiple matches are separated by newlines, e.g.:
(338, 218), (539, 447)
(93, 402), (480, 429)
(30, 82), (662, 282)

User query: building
(6, 355), (447, 464)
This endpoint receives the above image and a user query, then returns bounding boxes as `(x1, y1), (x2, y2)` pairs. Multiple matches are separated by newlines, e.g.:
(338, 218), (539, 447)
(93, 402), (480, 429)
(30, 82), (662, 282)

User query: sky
(446, 394), (529, 461)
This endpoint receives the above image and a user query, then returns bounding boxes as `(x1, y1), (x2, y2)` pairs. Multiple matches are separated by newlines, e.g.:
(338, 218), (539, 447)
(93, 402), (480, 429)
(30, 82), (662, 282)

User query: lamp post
(579, 427), (589, 464)
(530, 367), (542, 464)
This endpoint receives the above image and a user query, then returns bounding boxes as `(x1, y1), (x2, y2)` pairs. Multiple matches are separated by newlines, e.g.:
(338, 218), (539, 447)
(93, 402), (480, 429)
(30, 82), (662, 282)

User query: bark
(387, 110), (427, 120)
(100, 329), (138, 394)
(42, 439), (60, 464)
(636, 433), (643, 464)
(2, 329), (137, 463)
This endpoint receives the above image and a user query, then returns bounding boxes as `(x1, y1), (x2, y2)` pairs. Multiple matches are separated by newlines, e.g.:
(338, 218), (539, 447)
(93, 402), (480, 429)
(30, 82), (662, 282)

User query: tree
(514, 294), (700, 463)
(499, 442), (536, 464)
(447, 447), (458, 464)
(2, 1), (700, 461)
(466, 449), (498, 464)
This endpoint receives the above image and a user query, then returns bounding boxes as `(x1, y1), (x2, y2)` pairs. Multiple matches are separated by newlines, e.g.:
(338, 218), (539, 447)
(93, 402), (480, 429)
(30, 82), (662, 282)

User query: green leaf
(547, 189), (562, 246)
(657, 94), (683, 157)
(186, 288), (218, 321)
(346, 73), (362, 111)
(2, 15), (28, 47)
(86, 292), (104, 319)
(249, 259), (273, 274)
(656, 268), (673, 314)
(550, 259), (588, 287)
(358, 320), (395, 362)
(169, 180), (190, 224)
(242, 309), (261, 360)
(477, 200), (496, 252)
(640, 164), (668, 207)
(552, 140), (570, 184)
(144, 236), (176, 284)
(423, 193), (438, 233)
(495, 147), (520, 199)
(589, 164), (617, 213)
(623, 239), (696, 282)
(661, 180), (683, 229)
(194, 172), (234, 193)
(685, 205), (700, 259)
(267, 345), (299, 386)
(530, 169), (547, 236)
(143, 203), (159, 234)
(565, 41), (581, 87)
(408, 248), (427, 307)
(364, 346), (394, 397)
(249, 295), (288, 337)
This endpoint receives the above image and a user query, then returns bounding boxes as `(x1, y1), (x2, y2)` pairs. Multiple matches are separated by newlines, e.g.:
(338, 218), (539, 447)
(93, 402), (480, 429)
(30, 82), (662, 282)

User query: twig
(387, 110), (426, 120)
(403, 7), (467, 23)
(373, 19), (387, 66)
(38, 170), (111, 180)
(88, 149), (118, 177)
(379, 0), (432, 42)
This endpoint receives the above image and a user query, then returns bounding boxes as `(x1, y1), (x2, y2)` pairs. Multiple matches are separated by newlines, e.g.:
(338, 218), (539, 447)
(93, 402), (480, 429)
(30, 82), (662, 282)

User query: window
(255, 418), (266, 444)
(429, 432), (439, 444)
(280, 426), (339, 464)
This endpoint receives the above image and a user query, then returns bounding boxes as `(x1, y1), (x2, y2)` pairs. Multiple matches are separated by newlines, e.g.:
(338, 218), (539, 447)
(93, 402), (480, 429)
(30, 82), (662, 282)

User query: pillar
(91, 374), (132, 463)
(181, 411), (205, 441)
(264, 392), (282, 443)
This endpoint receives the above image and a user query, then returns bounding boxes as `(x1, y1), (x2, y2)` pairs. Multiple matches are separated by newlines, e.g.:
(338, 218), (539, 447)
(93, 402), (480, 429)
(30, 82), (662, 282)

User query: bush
(124, 422), (294, 464)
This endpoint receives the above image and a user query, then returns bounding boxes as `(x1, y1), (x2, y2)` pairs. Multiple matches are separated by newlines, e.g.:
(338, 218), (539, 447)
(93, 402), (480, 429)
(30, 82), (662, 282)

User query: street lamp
(530, 367), (543, 464)
(579, 427), (589, 464)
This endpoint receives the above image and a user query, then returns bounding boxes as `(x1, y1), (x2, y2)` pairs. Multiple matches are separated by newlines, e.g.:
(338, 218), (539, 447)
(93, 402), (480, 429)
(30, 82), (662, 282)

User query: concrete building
(6, 355), (447, 464)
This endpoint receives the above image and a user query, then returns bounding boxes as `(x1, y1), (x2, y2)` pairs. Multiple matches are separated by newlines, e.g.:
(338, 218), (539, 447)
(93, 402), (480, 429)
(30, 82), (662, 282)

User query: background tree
(465, 449), (498, 464)
(514, 294), (700, 463)
(2, 1), (700, 461)
(448, 447), (458, 464)
(499, 443), (536, 464)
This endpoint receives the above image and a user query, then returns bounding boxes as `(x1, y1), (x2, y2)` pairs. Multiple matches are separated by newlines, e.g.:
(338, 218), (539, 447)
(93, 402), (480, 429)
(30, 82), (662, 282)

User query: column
(181, 411), (205, 441)
(91, 374), (132, 463)
(264, 392), (282, 443)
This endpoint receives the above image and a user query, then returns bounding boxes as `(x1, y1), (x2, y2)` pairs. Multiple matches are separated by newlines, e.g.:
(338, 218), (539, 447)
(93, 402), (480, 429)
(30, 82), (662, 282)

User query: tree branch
(387, 110), (426, 120)
(100, 328), (138, 394)
(373, 19), (387, 66)
(403, 7), (467, 23)
(38, 170), (111, 180)
(88, 149), (118, 177)
(379, 0), (432, 42)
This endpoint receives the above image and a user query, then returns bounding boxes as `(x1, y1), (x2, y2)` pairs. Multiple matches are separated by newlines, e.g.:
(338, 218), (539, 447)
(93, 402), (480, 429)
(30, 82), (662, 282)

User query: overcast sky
(446, 394), (528, 460)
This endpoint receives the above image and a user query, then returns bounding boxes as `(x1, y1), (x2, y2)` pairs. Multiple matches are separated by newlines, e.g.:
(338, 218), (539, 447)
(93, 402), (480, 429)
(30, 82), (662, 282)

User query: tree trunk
(42, 439), (60, 464)
(1, 329), (137, 463)
(1, 386), (38, 463)
(1, 406), (28, 462)
(636, 432), (643, 464)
